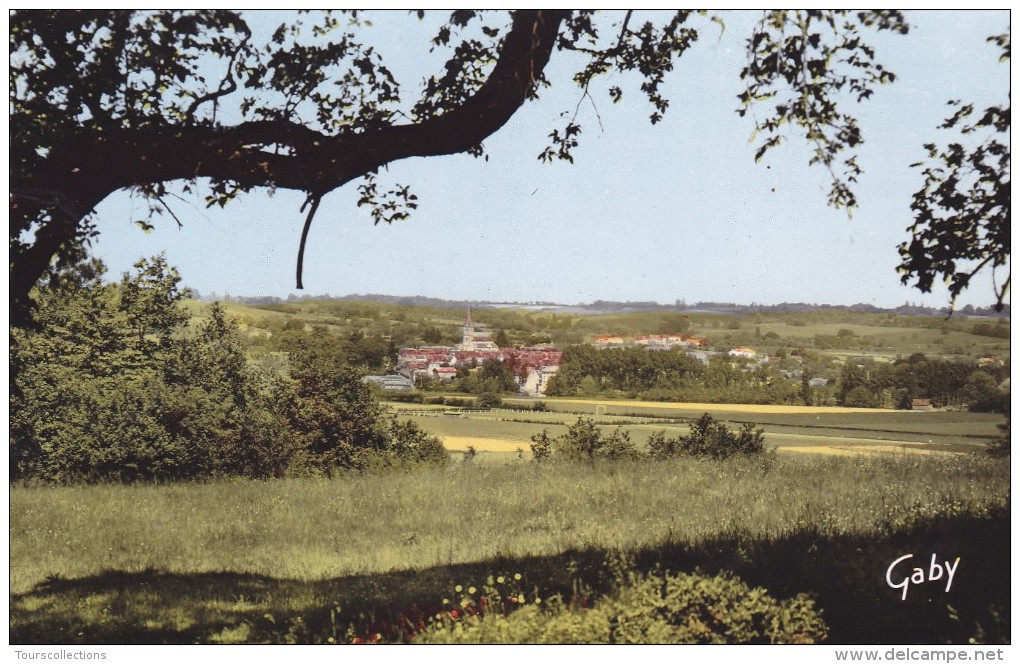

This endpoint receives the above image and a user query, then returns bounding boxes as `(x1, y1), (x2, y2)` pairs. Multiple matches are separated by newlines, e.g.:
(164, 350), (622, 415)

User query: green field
(11, 299), (1010, 644)
(390, 397), (1001, 459)
(9, 453), (1010, 644)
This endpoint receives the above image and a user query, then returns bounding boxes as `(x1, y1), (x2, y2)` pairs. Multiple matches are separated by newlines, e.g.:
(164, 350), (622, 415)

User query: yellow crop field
(779, 445), (961, 457)
(552, 397), (891, 415)
(440, 435), (530, 453)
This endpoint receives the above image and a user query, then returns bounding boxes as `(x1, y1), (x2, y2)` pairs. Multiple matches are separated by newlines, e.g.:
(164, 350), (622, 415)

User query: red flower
(352, 637), (364, 644)
(450, 610), (460, 620)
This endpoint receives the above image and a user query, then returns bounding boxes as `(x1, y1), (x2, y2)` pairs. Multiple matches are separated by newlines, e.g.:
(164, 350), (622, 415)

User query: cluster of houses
(373, 309), (563, 396)
(367, 309), (823, 396)
(592, 334), (708, 349)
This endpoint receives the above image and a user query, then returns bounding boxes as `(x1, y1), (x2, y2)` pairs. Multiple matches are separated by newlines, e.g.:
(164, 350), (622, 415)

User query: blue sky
(88, 9), (1010, 308)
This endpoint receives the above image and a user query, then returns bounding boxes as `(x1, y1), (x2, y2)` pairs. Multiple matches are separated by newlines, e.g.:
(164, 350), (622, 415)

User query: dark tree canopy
(9, 10), (1010, 325)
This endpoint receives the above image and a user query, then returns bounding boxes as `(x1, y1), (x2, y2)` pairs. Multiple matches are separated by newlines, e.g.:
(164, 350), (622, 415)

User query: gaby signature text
(886, 553), (960, 600)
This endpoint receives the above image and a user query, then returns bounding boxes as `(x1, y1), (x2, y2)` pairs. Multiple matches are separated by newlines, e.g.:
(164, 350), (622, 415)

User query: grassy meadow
(11, 301), (1010, 644)
(10, 451), (1010, 644)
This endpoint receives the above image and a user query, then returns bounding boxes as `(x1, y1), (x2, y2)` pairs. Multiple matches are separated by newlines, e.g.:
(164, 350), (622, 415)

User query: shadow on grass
(11, 506), (1009, 645)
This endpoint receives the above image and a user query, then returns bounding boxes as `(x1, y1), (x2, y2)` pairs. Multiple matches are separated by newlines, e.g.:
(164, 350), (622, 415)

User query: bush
(476, 392), (503, 409)
(11, 255), (451, 483)
(529, 430), (553, 462)
(648, 414), (768, 460)
(550, 418), (640, 461)
(414, 569), (827, 644)
(386, 391), (425, 404)
(386, 419), (449, 466)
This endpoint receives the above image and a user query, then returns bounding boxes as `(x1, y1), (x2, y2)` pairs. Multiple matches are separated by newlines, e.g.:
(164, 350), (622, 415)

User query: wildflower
(352, 637), (364, 644)
(450, 610), (459, 620)
(496, 576), (505, 584)
(468, 586), (477, 595)
(514, 573), (522, 581)
(442, 598), (450, 605)
(535, 598), (542, 605)
(518, 594), (526, 603)
(455, 584), (463, 592)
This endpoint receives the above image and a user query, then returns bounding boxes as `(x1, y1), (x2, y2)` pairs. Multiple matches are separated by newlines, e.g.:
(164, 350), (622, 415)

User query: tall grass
(11, 453), (1006, 597)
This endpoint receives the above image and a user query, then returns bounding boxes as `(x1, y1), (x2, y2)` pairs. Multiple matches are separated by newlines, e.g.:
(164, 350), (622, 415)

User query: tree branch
(10, 10), (570, 321)
(296, 194), (323, 290)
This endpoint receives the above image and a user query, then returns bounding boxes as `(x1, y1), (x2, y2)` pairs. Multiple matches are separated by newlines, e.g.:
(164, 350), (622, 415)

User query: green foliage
(10, 255), (273, 482)
(550, 344), (802, 405)
(493, 329), (511, 348)
(649, 414), (768, 460)
(529, 430), (553, 462)
(415, 568), (827, 644)
(843, 386), (880, 409)
(458, 359), (519, 395)
(386, 419), (450, 467)
(545, 418), (640, 462)
(986, 404), (1010, 457)
(900, 34), (1010, 312)
(961, 371), (1008, 413)
(972, 321), (1010, 339)
(475, 393), (504, 410)
(11, 255), (447, 483)
(284, 343), (402, 473)
(836, 356), (1007, 410)
(739, 10), (907, 210)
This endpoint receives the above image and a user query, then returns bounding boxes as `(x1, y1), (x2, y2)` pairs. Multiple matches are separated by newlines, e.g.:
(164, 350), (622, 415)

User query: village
(366, 309), (781, 396)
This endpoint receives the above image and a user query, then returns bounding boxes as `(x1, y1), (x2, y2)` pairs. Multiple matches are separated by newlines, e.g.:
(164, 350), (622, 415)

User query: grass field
(391, 398), (1001, 461)
(10, 353), (1010, 644)
(9, 453), (1010, 644)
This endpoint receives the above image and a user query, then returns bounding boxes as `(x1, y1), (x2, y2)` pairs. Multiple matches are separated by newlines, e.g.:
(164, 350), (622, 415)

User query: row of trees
(547, 345), (801, 405)
(10, 256), (447, 484)
(539, 343), (1008, 410)
(836, 355), (1009, 411)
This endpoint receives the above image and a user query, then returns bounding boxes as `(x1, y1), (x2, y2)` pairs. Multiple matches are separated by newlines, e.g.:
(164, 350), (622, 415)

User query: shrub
(414, 569), (827, 644)
(598, 428), (641, 460)
(647, 430), (684, 461)
(386, 391), (425, 404)
(386, 419), (449, 466)
(476, 392), (503, 409)
(529, 430), (553, 462)
(649, 414), (769, 460)
(532, 418), (643, 462)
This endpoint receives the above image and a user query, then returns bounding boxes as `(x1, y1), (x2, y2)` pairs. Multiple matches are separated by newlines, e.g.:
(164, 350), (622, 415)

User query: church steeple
(458, 306), (498, 351)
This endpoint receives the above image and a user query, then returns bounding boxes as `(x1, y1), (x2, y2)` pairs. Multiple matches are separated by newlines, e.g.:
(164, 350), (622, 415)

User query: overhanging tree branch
(10, 9), (570, 325)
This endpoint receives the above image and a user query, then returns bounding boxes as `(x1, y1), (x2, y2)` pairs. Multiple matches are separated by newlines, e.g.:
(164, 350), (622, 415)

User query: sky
(87, 9), (1011, 309)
